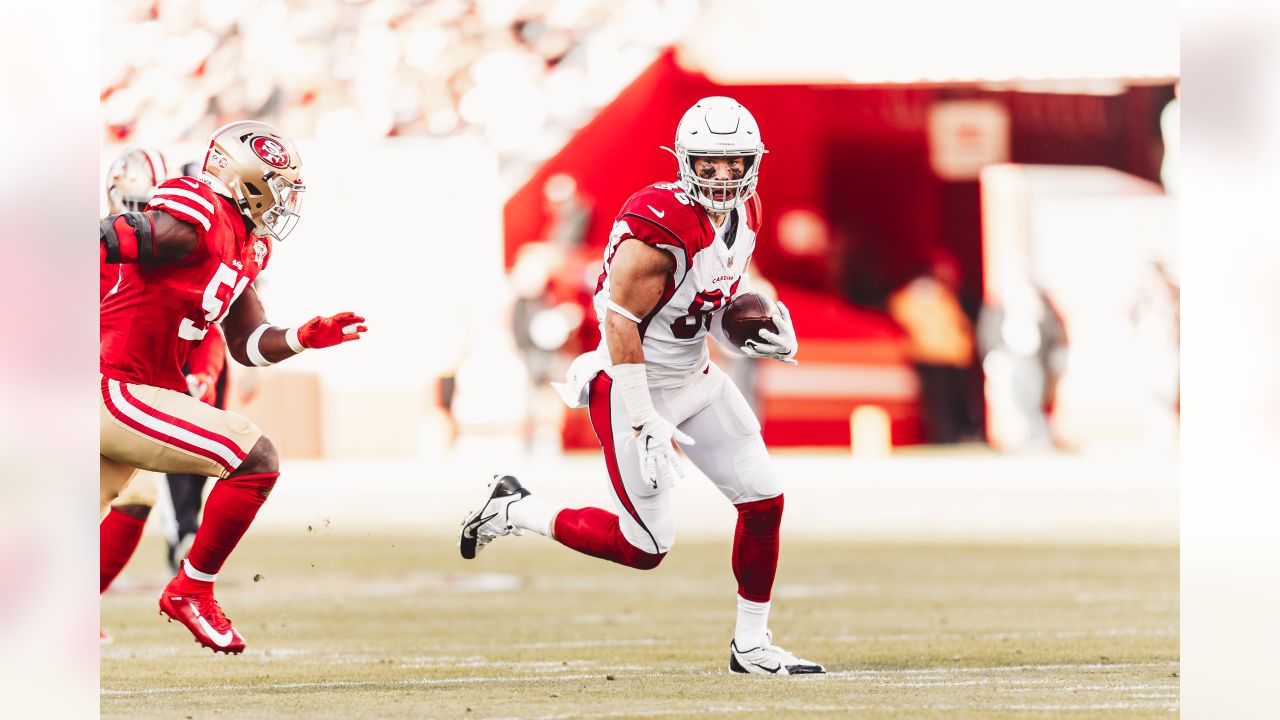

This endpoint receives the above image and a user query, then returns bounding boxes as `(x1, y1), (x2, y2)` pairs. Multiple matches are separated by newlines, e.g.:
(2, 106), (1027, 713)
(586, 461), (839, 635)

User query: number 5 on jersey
(178, 263), (249, 341)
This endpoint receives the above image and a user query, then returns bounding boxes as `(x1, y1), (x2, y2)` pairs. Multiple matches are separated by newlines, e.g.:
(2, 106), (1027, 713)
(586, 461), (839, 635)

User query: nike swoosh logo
(648, 205), (665, 218)
(472, 512), (498, 530)
(180, 178), (200, 189)
(751, 661), (782, 674)
(195, 615), (235, 647)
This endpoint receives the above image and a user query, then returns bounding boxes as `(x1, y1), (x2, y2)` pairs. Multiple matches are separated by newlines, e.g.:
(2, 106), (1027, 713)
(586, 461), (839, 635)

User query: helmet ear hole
(244, 181), (263, 197)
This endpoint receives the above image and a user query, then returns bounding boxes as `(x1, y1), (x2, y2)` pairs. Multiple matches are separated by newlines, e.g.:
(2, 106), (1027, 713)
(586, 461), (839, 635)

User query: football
(720, 292), (778, 349)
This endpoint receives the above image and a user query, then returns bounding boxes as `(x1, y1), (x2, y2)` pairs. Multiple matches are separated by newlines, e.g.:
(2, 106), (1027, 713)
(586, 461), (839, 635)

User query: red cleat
(158, 579), (246, 654)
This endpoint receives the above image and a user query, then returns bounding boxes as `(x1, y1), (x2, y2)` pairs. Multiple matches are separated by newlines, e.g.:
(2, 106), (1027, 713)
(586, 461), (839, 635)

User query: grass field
(101, 530), (1178, 719)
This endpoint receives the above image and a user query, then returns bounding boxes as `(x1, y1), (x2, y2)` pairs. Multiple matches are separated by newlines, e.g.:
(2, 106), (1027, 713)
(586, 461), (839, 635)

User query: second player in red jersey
(99, 120), (367, 655)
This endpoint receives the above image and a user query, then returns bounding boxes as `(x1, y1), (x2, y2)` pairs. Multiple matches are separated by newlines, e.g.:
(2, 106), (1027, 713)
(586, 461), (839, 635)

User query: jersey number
(178, 263), (249, 341)
(670, 289), (728, 340)
(653, 182), (693, 206)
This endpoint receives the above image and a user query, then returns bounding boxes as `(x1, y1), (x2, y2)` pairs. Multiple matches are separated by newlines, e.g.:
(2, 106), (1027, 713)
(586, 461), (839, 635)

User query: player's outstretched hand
(742, 300), (798, 365)
(298, 311), (367, 349)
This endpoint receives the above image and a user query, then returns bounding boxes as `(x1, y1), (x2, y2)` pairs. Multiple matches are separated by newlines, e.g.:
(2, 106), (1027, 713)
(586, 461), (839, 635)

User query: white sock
(734, 595), (770, 649)
(506, 495), (561, 538)
(182, 559), (217, 583)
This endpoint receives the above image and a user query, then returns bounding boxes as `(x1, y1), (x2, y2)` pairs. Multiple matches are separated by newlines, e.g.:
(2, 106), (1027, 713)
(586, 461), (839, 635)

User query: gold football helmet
(106, 147), (169, 214)
(201, 121), (305, 241)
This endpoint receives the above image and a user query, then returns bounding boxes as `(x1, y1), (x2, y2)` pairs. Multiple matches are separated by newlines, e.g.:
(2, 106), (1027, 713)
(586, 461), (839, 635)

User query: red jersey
(100, 257), (121, 301)
(100, 177), (271, 393)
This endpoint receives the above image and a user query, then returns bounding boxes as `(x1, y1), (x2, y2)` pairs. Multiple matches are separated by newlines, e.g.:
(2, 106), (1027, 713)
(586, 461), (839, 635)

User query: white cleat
(459, 475), (530, 559)
(729, 630), (825, 675)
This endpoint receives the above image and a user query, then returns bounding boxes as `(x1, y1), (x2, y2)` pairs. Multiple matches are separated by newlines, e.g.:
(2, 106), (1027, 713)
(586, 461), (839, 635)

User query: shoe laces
(761, 630), (801, 663)
(195, 592), (233, 630)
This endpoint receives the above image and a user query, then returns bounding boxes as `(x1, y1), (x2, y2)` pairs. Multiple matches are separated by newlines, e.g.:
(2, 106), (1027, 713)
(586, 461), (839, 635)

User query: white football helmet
(106, 147), (169, 214)
(665, 96), (765, 214)
(201, 120), (305, 241)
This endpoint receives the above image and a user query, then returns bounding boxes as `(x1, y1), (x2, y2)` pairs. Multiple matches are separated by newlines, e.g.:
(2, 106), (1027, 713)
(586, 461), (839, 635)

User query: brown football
(720, 292), (778, 349)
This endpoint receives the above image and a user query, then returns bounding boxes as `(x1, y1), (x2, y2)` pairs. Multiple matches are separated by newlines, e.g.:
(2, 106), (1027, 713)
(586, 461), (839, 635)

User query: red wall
(505, 50), (1173, 317)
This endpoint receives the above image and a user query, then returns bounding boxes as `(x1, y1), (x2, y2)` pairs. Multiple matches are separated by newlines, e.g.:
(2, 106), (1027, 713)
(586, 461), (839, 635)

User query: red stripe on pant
(587, 371), (660, 555)
(115, 380), (246, 463)
(100, 379), (238, 475)
(733, 495), (784, 603)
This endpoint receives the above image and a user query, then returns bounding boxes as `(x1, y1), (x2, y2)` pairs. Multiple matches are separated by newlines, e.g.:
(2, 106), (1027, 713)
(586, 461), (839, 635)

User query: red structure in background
(506, 49), (1174, 448)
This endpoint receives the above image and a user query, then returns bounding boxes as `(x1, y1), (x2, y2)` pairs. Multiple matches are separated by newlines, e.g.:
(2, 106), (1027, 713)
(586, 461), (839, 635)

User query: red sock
(179, 473), (277, 587)
(553, 507), (665, 570)
(732, 495), (784, 603)
(100, 509), (147, 593)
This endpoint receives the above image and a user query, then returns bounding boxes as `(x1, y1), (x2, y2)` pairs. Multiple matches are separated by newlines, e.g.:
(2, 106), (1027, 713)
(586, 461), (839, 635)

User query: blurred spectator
(976, 282), (1068, 452)
(887, 248), (983, 444)
(510, 242), (583, 451)
(101, 0), (696, 176)
(831, 219), (895, 310)
(1132, 261), (1180, 447)
(542, 172), (593, 249)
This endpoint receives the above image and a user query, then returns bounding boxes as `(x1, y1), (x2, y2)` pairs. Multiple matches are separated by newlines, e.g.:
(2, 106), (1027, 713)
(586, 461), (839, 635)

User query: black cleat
(459, 475), (531, 559)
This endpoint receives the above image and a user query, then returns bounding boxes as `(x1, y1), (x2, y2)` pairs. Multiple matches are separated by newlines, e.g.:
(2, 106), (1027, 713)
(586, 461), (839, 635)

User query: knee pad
(733, 439), (783, 501)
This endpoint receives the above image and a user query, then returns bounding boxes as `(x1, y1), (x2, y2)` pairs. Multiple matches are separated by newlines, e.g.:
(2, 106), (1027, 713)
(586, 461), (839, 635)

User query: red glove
(186, 372), (217, 405)
(296, 311), (367, 349)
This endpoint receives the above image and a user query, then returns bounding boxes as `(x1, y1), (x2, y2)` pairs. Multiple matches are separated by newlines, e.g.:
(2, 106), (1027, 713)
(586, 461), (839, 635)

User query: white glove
(628, 416), (695, 491)
(742, 300), (799, 365)
(611, 363), (695, 490)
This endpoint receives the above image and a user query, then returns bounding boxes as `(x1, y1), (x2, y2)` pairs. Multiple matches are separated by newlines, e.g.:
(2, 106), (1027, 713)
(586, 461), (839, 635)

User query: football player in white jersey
(461, 97), (824, 675)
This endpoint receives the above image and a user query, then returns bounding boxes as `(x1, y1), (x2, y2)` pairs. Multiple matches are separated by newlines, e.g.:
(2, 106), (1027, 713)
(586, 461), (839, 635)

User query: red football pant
(182, 473), (277, 580)
(553, 507), (665, 570)
(733, 495), (784, 603)
(100, 508), (146, 593)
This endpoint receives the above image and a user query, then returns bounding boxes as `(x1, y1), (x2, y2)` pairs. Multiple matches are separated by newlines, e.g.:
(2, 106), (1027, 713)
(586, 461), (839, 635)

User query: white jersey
(592, 182), (764, 388)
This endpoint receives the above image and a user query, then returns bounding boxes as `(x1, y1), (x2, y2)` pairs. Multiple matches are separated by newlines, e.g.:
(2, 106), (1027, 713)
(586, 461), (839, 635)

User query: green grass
(101, 532), (1178, 719)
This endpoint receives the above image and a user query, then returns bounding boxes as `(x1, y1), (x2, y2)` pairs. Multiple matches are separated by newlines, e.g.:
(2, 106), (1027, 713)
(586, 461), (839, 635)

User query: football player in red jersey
(99, 146), (174, 644)
(99, 121), (367, 654)
(461, 98), (824, 674)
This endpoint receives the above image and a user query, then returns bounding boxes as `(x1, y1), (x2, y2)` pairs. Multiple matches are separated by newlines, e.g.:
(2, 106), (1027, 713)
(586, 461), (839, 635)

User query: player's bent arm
(222, 285), (292, 367)
(222, 284), (368, 367)
(603, 239), (672, 367)
(604, 239), (694, 487)
(604, 239), (688, 439)
(99, 211), (199, 264)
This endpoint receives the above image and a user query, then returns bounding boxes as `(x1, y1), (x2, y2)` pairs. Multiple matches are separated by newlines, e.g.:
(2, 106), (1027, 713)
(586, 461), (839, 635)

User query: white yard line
(102, 661), (1180, 698)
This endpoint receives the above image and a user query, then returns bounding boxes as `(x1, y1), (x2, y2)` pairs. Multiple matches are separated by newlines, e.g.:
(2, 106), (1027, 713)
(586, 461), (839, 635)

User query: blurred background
(100, 0), (1180, 469)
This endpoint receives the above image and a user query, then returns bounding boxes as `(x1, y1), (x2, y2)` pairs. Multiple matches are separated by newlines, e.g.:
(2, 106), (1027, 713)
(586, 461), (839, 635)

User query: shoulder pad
(617, 183), (711, 254)
(146, 177), (220, 233)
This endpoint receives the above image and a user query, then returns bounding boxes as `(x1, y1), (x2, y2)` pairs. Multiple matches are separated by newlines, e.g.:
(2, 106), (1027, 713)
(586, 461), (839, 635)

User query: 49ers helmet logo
(250, 136), (290, 168)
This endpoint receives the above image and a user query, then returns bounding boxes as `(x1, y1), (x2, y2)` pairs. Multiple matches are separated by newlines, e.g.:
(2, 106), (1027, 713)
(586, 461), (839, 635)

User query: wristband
(611, 363), (654, 428)
(246, 323), (273, 367)
(284, 326), (306, 354)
